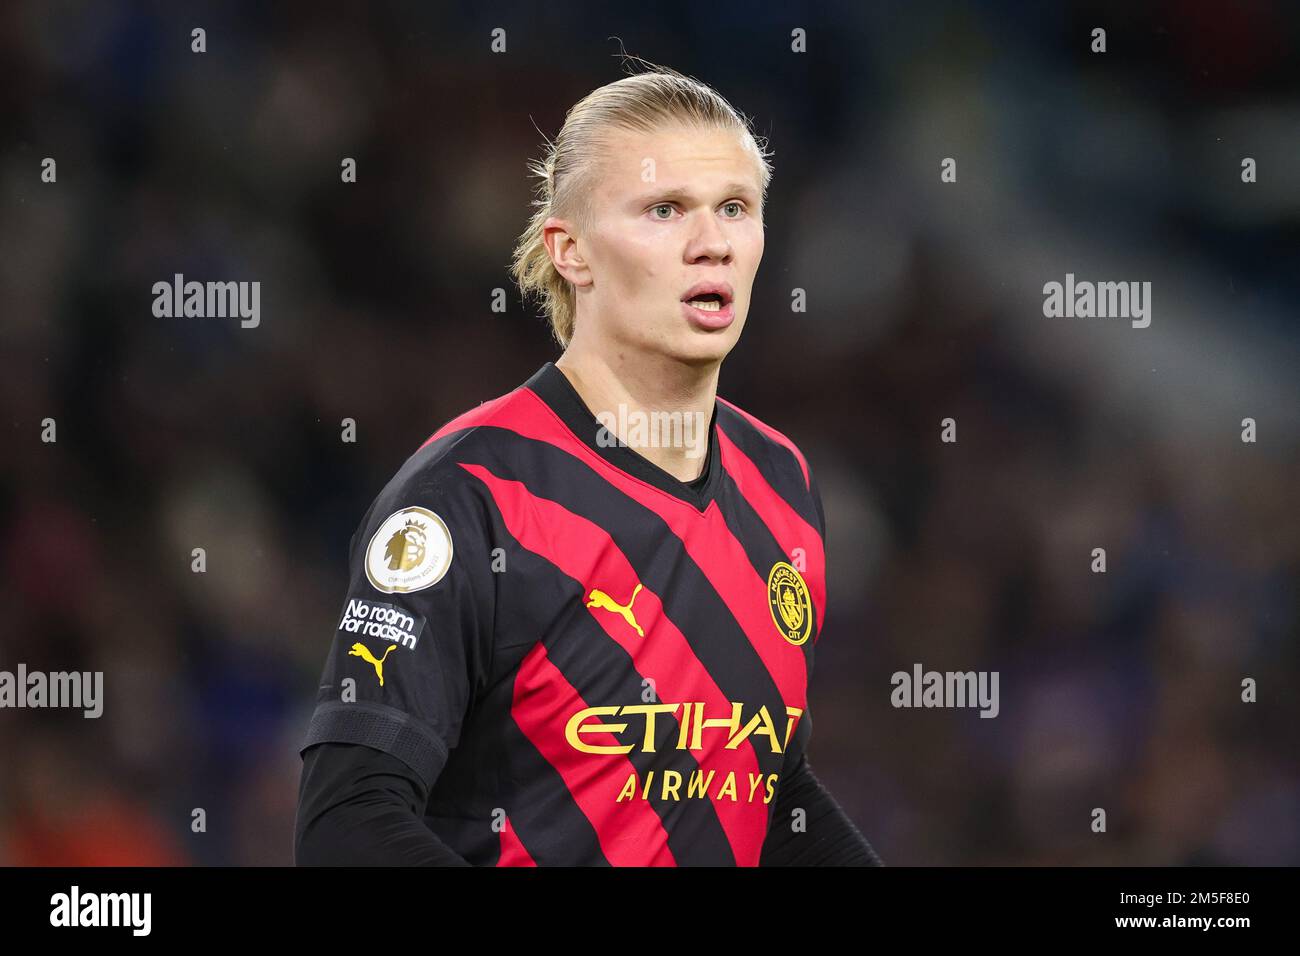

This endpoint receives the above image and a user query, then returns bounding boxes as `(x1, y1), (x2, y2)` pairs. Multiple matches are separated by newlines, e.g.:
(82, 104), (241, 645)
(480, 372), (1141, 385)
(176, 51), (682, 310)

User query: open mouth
(684, 292), (727, 312)
(681, 284), (735, 328)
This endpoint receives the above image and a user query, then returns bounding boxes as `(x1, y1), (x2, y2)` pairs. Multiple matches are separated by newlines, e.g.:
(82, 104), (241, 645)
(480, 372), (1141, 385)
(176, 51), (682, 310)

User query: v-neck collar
(524, 362), (723, 512)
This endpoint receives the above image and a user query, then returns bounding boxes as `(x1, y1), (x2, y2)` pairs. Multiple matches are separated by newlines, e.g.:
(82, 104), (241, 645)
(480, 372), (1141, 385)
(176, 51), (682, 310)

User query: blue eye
(722, 202), (744, 218)
(652, 204), (674, 219)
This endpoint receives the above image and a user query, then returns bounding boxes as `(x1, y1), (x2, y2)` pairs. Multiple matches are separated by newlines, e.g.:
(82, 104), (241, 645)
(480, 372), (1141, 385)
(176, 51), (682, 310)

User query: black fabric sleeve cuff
(300, 700), (449, 792)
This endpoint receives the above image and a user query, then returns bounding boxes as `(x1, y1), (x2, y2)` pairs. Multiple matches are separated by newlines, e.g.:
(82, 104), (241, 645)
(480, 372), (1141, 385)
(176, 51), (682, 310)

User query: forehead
(594, 124), (763, 201)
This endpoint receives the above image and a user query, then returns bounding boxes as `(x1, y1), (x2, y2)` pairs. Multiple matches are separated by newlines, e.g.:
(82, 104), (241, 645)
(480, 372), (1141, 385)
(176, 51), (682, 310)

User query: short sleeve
(299, 456), (495, 791)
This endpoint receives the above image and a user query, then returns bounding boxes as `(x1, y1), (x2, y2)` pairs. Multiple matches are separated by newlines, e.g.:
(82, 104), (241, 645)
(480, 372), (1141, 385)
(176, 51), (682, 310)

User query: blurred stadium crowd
(1, 1), (1296, 864)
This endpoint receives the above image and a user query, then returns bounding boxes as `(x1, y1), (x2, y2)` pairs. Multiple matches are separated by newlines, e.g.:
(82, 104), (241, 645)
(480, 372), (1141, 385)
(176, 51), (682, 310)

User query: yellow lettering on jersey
(566, 705), (631, 754)
(616, 773), (638, 802)
(619, 703), (679, 752)
(686, 769), (716, 798)
(716, 771), (738, 801)
(661, 770), (683, 801)
(726, 705), (780, 752)
(690, 701), (743, 750)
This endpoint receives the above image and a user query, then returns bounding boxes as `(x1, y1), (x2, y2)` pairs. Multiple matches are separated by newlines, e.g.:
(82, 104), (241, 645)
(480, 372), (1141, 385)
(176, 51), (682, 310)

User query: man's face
(549, 123), (766, 366)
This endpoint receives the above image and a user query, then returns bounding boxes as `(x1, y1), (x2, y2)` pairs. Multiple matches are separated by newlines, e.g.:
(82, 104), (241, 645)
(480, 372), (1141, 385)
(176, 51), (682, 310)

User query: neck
(555, 343), (719, 483)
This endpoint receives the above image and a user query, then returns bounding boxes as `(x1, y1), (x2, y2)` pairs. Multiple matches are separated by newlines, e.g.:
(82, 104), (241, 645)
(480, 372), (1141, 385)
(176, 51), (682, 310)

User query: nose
(685, 211), (732, 263)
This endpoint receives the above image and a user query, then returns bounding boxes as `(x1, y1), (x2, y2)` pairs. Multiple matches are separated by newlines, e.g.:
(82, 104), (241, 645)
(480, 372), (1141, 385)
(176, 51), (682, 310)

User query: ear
(543, 216), (593, 288)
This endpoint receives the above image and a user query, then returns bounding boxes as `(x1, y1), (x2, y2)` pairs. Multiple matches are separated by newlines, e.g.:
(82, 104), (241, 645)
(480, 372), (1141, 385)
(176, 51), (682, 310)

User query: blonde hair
(511, 60), (773, 347)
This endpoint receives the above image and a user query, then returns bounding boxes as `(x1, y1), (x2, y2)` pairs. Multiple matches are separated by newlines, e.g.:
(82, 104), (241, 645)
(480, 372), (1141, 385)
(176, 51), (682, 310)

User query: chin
(623, 313), (744, 367)
(667, 331), (739, 367)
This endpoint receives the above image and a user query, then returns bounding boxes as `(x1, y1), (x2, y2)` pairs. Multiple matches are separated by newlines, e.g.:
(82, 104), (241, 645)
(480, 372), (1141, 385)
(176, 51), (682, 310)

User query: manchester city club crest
(767, 561), (812, 645)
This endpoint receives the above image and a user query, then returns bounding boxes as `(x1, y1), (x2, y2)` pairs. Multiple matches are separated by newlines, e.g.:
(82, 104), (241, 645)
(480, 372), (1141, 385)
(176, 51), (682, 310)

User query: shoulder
(714, 394), (826, 539)
(351, 382), (539, 569)
(376, 382), (536, 508)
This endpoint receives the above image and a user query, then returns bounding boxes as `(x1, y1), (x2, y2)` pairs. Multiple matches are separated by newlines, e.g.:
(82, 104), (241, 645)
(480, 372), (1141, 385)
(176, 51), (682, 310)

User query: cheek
(627, 234), (670, 283)
(742, 223), (765, 262)
(602, 233), (660, 289)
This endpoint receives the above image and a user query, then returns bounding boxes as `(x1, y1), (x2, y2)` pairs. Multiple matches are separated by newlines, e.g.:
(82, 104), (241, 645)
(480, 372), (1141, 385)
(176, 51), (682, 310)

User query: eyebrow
(631, 181), (761, 206)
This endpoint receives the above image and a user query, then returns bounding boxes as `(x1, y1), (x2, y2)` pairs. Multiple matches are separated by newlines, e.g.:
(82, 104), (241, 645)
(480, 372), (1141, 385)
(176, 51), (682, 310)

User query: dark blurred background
(1, 0), (1297, 865)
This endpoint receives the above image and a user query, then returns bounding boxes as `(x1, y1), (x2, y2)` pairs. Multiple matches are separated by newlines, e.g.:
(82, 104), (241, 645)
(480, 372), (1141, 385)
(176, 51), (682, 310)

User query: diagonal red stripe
(462, 461), (776, 865)
(495, 813), (537, 866)
(510, 641), (677, 866)
(422, 387), (527, 449)
(473, 388), (810, 710)
(715, 424), (826, 638)
(716, 396), (810, 490)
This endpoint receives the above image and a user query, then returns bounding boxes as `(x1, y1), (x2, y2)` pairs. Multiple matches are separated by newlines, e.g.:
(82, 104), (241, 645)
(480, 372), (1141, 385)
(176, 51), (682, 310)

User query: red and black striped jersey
(301, 361), (832, 866)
